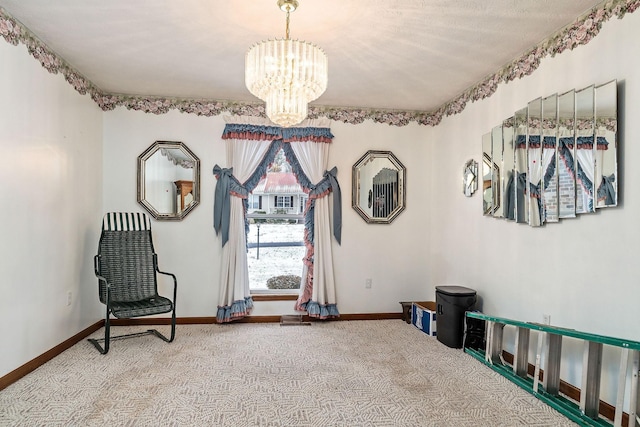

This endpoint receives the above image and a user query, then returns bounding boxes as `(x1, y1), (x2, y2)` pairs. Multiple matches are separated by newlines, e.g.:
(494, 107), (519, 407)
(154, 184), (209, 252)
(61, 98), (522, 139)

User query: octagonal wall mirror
(137, 140), (200, 221)
(352, 150), (406, 224)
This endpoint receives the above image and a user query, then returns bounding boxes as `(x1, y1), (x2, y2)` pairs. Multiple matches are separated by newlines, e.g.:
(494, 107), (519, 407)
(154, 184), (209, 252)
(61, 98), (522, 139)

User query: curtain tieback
(324, 167), (342, 245)
(307, 167), (343, 245)
(598, 174), (616, 204)
(213, 165), (234, 247)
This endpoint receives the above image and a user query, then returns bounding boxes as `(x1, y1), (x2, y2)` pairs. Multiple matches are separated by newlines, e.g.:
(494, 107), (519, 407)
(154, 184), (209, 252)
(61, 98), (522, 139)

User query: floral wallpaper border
(1, 0), (638, 127)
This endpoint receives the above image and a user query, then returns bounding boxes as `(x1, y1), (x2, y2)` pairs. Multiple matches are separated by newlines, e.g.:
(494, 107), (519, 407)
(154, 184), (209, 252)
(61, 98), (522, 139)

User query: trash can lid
(436, 285), (476, 296)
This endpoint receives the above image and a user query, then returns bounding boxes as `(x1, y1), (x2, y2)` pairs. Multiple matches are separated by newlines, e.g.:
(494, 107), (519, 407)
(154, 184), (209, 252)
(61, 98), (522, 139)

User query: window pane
(247, 223), (304, 290)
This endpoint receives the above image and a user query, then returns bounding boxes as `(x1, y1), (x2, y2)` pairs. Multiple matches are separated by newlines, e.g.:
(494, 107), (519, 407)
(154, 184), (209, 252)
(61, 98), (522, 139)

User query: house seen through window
(247, 149), (306, 292)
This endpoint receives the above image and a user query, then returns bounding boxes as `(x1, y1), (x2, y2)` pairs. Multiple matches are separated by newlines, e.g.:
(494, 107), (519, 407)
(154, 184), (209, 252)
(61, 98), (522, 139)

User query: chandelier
(245, 0), (328, 127)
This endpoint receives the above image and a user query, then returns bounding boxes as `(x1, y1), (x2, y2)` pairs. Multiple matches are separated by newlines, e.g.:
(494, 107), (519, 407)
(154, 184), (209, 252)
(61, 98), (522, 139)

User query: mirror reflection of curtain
(213, 117), (340, 322)
(576, 136), (595, 213)
(595, 134), (616, 205)
(504, 169), (527, 222)
(372, 168), (398, 218)
(528, 137), (543, 226)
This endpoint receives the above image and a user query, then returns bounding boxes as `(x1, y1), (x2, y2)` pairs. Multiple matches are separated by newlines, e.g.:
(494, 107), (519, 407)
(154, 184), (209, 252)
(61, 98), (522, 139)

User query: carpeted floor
(0, 320), (578, 426)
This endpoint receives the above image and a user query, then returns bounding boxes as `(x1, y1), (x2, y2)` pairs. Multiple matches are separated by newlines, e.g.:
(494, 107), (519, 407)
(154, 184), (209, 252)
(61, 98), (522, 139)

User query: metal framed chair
(89, 212), (177, 354)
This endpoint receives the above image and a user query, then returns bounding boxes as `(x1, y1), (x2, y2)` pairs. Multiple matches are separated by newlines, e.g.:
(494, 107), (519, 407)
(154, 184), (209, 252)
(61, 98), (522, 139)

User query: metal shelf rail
(464, 312), (640, 427)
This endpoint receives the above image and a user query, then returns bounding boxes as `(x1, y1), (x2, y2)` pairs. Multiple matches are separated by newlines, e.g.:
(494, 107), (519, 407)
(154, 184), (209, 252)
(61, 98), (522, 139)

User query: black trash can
(435, 285), (477, 348)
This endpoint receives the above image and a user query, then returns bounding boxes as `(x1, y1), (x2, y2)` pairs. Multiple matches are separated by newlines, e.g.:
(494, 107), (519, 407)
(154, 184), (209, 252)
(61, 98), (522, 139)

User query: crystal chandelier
(245, 0), (328, 127)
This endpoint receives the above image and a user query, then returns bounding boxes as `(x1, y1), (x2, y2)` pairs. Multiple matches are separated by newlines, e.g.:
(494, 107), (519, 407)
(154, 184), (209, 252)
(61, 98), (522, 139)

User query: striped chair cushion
(102, 212), (151, 231)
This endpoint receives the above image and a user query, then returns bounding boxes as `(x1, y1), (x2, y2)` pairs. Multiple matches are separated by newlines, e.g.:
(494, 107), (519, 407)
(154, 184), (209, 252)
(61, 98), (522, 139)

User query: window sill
(251, 293), (299, 302)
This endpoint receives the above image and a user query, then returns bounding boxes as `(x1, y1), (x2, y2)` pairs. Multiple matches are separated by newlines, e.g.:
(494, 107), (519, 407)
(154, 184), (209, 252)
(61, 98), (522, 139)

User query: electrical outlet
(365, 278), (372, 289)
(543, 314), (551, 325)
(67, 291), (72, 306)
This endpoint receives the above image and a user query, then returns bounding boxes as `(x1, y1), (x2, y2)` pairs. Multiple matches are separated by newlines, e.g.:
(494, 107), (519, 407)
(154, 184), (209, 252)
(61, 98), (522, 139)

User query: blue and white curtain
(213, 116), (341, 323)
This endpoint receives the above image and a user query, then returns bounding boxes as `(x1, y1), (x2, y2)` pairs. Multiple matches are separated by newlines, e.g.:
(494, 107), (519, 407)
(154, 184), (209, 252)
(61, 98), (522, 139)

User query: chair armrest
(154, 254), (178, 303)
(94, 273), (112, 306)
(94, 255), (100, 276)
(94, 256), (114, 306)
(95, 274), (109, 283)
(157, 269), (177, 286)
(153, 254), (177, 284)
(94, 257), (109, 286)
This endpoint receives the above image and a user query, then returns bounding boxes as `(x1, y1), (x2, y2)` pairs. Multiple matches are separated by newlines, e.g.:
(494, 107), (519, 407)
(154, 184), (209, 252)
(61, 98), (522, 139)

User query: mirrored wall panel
(527, 98), (542, 227)
(482, 132), (495, 215)
(492, 124), (504, 218)
(576, 85), (595, 214)
(514, 107), (529, 224)
(542, 93), (559, 222)
(137, 140), (201, 221)
(482, 81), (617, 227)
(595, 80), (618, 207)
(558, 89), (576, 219)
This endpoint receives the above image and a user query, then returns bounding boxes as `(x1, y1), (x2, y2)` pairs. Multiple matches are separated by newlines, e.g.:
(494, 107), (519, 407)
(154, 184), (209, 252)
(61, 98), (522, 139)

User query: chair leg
(88, 308), (111, 354)
(148, 304), (176, 343)
(88, 304), (175, 353)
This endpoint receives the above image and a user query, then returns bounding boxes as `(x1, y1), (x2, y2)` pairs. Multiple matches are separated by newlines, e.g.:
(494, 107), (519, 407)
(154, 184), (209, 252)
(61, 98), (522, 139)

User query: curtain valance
(222, 124), (334, 143)
(515, 135), (608, 149)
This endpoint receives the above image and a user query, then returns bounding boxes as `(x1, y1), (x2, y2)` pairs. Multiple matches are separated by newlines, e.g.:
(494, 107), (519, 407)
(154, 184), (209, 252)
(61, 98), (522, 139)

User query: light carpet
(0, 320), (578, 426)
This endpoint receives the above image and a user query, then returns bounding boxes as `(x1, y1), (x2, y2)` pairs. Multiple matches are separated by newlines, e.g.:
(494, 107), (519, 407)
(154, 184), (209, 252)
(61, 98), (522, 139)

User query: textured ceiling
(0, 0), (604, 113)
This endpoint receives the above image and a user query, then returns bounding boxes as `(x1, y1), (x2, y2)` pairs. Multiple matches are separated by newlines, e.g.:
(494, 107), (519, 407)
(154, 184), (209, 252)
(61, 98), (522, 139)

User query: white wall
(4, 5), (640, 408)
(0, 42), (103, 377)
(102, 110), (432, 317)
(425, 11), (640, 402)
(103, 109), (224, 317)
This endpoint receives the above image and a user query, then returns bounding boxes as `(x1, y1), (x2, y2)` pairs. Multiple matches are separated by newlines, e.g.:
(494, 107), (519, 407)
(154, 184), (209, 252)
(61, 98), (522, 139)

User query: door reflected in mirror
(137, 141), (200, 221)
(352, 150), (406, 224)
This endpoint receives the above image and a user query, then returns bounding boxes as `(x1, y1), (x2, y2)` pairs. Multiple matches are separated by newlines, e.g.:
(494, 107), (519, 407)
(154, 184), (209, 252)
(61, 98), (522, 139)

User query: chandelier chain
(285, 10), (290, 39)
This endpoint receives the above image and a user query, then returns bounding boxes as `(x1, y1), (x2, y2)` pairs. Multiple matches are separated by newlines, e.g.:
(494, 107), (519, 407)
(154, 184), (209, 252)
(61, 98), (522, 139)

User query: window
(247, 217), (305, 293)
(248, 194), (261, 210)
(247, 149), (304, 293)
(299, 195), (308, 213)
(275, 196), (293, 208)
